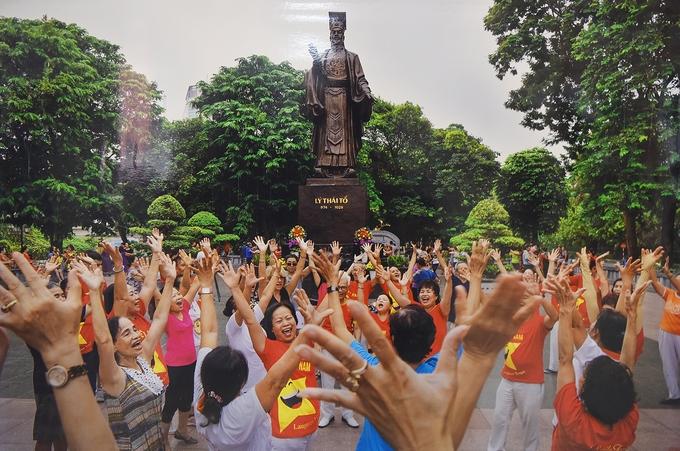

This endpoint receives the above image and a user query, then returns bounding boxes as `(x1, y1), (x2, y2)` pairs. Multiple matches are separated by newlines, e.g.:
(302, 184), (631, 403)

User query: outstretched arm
(285, 240), (309, 296)
(142, 253), (176, 363)
(464, 240), (491, 320)
(489, 249), (507, 274)
(576, 247), (600, 325)
(196, 256), (218, 350)
(620, 281), (650, 370)
(595, 251), (610, 297)
(138, 230), (164, 310)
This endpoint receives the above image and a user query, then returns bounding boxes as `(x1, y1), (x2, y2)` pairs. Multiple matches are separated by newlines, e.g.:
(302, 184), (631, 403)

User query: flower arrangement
(288, 225), (306, 250)
(365, 261), (375, 270)
(354, 227), (372, 246)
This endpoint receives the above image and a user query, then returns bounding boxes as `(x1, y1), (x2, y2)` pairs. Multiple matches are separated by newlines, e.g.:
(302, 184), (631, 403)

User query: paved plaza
(1, 280), (679, 450)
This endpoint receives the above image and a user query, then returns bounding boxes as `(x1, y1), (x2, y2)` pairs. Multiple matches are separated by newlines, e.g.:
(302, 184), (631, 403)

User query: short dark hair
(125, 254), (136, 266)
(389, 305), (436, 363)
(200, 346), (248, 426)
(262, 301), (298, 340)
(103, 285), (115, 315)
(284, 254), (298, 262)
(416, 257), (427, 267)
(601, 293), (618, 309)
(593, 309), (627, 353)
(419, 280), (440, 301)
(580, 356), (636, 426)
(223, 297), (236, 317)
(86, 250), (102, 262)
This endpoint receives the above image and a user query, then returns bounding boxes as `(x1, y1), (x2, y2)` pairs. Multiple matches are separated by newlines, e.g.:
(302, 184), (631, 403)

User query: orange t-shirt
(256, 338), (319, 438)
(107, 302), (169, 385)
(320, 301), (353, 334)
(661, 288), (680, 334)
(370, 312), (391, 343)
(502, 313), (550, 384)
(552, 383), (638, 451)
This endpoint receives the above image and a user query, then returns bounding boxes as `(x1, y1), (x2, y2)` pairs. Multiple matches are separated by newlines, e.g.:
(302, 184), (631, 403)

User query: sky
(1, 0), (563, 161)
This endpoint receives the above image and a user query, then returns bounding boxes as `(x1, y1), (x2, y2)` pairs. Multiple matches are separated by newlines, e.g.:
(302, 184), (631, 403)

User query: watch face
(47, 366), (68, 387)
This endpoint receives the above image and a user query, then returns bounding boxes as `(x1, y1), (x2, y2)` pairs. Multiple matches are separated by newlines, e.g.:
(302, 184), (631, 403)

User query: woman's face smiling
(419, 287), (438, 310)
(114, 317), (143, 358)
(272, 305), (296, 343)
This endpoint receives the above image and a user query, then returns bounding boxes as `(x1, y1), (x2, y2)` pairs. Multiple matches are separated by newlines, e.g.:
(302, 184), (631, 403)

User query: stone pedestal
(298, 179), (368, 245)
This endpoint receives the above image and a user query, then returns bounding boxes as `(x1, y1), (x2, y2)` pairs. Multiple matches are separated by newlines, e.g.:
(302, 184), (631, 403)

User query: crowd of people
(0, 232), (678, 451)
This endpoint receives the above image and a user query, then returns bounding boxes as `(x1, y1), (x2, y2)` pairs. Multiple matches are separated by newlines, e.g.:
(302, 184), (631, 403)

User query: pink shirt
(165, 300), (197, 367)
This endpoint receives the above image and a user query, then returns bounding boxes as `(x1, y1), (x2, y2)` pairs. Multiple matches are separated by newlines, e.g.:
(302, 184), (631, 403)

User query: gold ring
(1, 299), (18, 313)
(349, 360), (368, 379)
(345, 376), (360, 393)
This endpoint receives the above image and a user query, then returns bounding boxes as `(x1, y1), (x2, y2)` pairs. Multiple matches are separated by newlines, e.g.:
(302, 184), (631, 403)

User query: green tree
(0, 17), (124, 247)
(191, 55), (315, 238)
(146, 194), (185, 235)
(450, 198), (524, 252)
(485, 0), (680, 258)
(496, 148), (567, 241)
(359, 100), (500, 242)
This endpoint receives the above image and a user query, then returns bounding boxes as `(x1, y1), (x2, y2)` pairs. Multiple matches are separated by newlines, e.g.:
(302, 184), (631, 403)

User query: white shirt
(225, 305), (267, 394)
(194, 347), (272, 451)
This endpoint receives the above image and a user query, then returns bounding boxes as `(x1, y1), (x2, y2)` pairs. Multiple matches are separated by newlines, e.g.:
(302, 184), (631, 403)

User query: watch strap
(327, 286), (339, 292)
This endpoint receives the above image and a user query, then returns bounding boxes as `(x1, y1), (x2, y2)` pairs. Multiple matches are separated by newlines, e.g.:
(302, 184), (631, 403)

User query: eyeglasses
(338, 285), (349, 291)
(286, 261), (297, 266)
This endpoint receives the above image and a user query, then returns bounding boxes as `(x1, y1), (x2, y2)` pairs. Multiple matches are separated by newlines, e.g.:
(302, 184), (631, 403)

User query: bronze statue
(305, 12), (374, 178)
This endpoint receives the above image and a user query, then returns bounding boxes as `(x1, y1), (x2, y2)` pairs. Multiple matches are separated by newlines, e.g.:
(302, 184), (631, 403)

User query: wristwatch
(46, 364), (89, 388)
(327, 286), (339, 292)
(200, 287), (213, 295)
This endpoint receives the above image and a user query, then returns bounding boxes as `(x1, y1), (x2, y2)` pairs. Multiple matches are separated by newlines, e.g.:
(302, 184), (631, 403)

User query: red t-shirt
(501, 313), (550, 384)
(552, 383), (638, 451)
(348, 281), (371, 305)
(320, 300), (353, 334)
(416, 303), (447, 356)
(107, 302), (169, 385)
(370, 312), (391, 344)
(78, 279), (107, 355)
(256, 339), (319, 438)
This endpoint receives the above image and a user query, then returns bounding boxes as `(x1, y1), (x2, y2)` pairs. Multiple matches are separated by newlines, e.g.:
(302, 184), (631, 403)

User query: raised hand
(101, 242), (123, 267)
(45, 255), (60, 274)
(268, 239), (278, 253)
(362, 243), (372, 256)
(375, 265), (390, 284)
(178, 249), (193, 268)
(489, 249), (502, 263)
(595, 251), (610, 264)
(78, 253), (95, 267)
(543, 274), (585, 313)
(331, 241), (342, 256)
(548, 248), (560, 262)
(298, 238), (308, 254)
(466, 240), (491, 278)
(71, 260), (105, 292)
(137, 257), (150, 279)
(445, 265), (453, 282)
(307, 241), (315, 255)
(243, 264), (263, 289)
(0, 253), (82, 361)
(355, 265), (368, 284)
(253, 236), (267, 253)
(199, 237), (211, 256)
(159, 253), (177, 280)
(310, 252), (339, 286)
(373, 243), (383, 258)
(294, 288), (333, 327)
(641, 246), (664, 270)
(433, 239), (442, 254)
(527, 253), (541, 268)
(399, 271), (412, 288)
(625, 281), (650, 317)
(615, 257), (642, 285)
(217, 260), (240, 289)
(147, 234), (163, 255)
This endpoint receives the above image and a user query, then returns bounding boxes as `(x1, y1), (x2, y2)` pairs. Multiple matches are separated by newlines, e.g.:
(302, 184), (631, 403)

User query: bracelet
(327, 286), (338, 293)
(112, 267), (124, 273)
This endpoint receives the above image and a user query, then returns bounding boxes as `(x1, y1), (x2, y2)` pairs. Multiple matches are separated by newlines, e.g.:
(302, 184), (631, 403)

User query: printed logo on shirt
(278, 377), (317, 431)
(78, 323), (87, 345)
(193, 319), (201, 335)
(504, 341), (521, 370)
(666, 302), (680, 315)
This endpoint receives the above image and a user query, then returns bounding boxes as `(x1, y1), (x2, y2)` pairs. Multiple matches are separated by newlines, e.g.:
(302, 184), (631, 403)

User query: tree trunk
(117, 225), (129, 244)
(661, 195), (676, 264)
(623, 210), (639, 259)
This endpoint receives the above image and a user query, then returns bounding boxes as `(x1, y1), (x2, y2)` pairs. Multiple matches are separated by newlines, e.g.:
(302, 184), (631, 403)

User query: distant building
(183, 85), (201, 119)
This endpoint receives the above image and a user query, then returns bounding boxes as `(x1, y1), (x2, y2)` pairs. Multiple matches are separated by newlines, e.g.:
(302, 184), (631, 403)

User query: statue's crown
(329, 11), (346, 30)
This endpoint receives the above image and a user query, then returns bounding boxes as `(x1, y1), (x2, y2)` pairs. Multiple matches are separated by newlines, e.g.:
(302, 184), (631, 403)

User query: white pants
(319, 348), (354, 420)
(548, 320), (559, 371)
(659, 329), (680, 399)
(272, 431), (317, 451)
(487, 378), (544, 451)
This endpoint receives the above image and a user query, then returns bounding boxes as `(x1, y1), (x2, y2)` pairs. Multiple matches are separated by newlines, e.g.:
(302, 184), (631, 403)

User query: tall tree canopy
(0, 17), (124, 246)
(496, 147), (567, 242)
(485, 0), (680, 257)
(189, 55), (315, 238)
(359, 99), (500, 242)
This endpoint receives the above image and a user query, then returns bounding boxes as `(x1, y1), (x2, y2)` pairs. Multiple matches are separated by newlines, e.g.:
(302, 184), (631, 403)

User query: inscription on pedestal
(298, 184), (368, 244)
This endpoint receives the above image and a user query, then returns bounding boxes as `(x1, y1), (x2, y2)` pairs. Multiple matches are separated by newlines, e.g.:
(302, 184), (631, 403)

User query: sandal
(174, 430), (198, 444)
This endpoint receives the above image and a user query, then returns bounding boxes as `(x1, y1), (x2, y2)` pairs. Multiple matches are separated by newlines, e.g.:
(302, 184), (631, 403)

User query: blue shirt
(350, 341), (439, 451)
